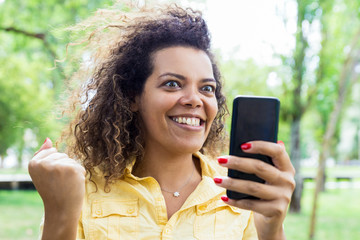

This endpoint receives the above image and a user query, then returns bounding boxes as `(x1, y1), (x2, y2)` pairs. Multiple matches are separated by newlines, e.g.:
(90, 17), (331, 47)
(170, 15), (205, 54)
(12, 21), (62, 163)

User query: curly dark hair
(61, 3), (228, 188)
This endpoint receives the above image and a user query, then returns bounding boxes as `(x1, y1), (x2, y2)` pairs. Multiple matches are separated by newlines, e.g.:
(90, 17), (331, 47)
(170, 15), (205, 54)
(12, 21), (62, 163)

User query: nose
(179, 86), (203, 108)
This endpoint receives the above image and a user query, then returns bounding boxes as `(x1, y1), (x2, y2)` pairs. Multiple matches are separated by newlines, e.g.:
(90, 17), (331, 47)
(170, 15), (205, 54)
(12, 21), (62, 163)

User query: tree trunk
(309, 31), (360, 239)
(16, 137), (25, 169)
(289, 118), (302, 212)
(0, 155), (4, 168)
(289, 0), (307, 213)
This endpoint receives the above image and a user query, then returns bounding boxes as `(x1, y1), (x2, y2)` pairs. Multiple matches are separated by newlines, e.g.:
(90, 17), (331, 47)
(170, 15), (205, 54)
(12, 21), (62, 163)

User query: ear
(130, 96), (140, 112)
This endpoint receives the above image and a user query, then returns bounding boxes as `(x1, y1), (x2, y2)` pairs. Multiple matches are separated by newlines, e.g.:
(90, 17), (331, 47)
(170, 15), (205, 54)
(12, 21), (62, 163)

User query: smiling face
(134, 46), (219, 155)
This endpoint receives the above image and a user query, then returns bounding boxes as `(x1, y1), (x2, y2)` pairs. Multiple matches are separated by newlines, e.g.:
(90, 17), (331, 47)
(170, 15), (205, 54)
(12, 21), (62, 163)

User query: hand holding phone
(227, 96), (280, 200)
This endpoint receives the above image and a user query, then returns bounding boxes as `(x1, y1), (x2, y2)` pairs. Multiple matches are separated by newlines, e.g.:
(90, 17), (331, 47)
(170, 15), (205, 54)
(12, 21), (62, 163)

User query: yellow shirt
(73, 152), (257, 239)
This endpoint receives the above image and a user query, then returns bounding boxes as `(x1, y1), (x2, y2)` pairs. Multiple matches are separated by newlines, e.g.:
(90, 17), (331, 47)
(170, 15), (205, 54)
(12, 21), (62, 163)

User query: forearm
(255, 219), (286, 240)
(41, 210), (80, 240)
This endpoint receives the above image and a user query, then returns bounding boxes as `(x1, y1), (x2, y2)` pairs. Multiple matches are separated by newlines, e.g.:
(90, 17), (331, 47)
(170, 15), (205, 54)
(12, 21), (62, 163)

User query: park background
(0, 0), (359, 239)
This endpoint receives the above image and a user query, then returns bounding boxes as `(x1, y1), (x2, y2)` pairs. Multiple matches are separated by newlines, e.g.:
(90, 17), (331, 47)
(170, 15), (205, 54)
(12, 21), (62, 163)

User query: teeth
(172, 117), (201, 127)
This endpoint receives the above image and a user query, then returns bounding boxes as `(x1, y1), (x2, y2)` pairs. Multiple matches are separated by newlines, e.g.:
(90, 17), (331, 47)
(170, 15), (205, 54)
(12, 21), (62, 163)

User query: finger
(218, 156), (281, 184)
(33, 138), (53, 156)
(42, 152), (69, 161)
(240, 141), (294, 173)
(222, 197), (285, 218)
(51, 159), (86, 176)
(214, 177), (278, 200)
(31, 147), (58, 161)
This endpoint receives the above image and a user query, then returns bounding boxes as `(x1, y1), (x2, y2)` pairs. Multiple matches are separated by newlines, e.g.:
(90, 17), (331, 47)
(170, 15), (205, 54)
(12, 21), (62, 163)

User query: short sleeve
(242, 211), (258, 240)
(76, 212), (85, 240)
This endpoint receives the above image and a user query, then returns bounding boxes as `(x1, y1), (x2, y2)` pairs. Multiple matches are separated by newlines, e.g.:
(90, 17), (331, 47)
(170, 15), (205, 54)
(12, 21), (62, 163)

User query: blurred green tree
(0, 0), (113, 167)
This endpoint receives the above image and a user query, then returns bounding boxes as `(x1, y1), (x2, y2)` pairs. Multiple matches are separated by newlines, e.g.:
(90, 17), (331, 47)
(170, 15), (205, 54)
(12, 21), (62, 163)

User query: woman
(29, 3), (295, 240)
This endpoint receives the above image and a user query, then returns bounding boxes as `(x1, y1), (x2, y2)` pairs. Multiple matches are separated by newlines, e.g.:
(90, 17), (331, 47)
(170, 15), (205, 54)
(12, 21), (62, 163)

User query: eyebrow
(158, 72), (216, 83)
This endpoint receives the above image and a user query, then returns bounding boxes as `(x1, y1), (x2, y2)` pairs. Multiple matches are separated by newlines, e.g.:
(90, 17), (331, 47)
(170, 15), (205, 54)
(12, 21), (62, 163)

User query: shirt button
(95, 209), (102, 216)
(164, 228), (171, 234)
(198, 205), (207, 212)
(127, 207), (135, 214)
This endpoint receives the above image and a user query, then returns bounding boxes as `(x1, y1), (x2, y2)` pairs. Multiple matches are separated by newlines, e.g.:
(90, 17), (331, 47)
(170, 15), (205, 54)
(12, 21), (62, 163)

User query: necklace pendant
(173, 192), (180, 197)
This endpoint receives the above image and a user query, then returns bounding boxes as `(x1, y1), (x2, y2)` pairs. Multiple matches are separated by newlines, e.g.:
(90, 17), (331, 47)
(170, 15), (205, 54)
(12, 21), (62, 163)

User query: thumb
(41, 137), (53, 150)
(34, 138), (53, 156)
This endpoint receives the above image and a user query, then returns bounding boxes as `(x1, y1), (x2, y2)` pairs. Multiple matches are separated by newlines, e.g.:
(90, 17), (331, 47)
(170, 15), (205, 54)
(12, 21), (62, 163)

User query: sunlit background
(0, 0), (359, 239)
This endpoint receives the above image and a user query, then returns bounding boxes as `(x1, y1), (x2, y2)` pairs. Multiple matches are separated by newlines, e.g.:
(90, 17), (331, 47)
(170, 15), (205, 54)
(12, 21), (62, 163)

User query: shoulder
(194, 151), (227, 178)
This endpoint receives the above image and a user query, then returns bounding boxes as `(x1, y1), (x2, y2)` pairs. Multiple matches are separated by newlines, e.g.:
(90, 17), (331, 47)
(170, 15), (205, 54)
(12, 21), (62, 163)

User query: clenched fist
(28, 138), (85, 240)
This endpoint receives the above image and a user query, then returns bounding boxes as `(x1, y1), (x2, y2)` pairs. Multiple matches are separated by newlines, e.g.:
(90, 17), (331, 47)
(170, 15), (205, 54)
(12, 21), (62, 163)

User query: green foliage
(0, 0), (114, 164)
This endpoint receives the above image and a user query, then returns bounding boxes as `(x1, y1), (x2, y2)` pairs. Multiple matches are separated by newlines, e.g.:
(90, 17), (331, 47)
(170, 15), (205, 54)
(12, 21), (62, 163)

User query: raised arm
(28, 138), (85, 240)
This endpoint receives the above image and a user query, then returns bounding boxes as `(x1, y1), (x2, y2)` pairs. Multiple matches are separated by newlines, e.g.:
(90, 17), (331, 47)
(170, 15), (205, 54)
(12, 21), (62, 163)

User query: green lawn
(284, 184), (360, 240)
(0, 190), (43, 240)
(1, 185), (360, 239)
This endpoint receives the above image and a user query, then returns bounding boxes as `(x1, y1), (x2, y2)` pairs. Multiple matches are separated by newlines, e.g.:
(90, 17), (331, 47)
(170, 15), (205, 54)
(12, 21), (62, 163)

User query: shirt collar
(124, 152), (226, 180)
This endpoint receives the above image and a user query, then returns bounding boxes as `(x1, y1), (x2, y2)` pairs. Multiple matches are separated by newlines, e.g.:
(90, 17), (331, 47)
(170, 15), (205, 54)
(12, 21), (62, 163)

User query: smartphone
(227, 96), (280, 200)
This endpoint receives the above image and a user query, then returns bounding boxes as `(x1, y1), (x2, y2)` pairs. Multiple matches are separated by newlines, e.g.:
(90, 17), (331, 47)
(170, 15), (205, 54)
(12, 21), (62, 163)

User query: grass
(1, 184), (360, 239)
(0, 168), (29, 175)
(0, 190), (43, 240)
(300, 165), (360, 178)
(284, 183), (360, 240)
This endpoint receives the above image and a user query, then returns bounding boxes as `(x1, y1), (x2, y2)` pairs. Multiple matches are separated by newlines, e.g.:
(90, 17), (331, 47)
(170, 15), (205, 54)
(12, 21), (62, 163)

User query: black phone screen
(227, 96), (280, 200)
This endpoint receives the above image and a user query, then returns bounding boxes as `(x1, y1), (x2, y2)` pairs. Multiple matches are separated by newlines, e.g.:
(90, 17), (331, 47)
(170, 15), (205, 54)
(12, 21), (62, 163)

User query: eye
(201, 85), (215, 93)
(164, 80), (180, 88)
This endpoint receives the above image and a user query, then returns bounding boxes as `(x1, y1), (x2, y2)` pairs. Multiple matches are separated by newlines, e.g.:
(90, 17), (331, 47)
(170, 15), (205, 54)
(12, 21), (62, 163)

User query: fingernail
(217, 157), (228, 164)
(213, 178), (223, 184)
(241, 143), (252, 150)
(43, 138), (49, 144)
(277, 140), (285, 146)
(221, 196), (229, 202)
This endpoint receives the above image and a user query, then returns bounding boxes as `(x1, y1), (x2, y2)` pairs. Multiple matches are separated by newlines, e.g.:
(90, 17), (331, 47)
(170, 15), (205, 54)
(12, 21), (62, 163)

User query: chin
(173, 143), (203, 155)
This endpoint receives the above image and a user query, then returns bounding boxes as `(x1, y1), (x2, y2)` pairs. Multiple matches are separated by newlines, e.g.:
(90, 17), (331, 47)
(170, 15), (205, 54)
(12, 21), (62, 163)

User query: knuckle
(278, 173), (296, 192)
(254, 161), (268, 173)
(291, 165), (296, 176)
(272, 205), (284, 218)
(283, 173), (296, 190)
(28, 160), (39, 173)
(226, 177), (236, 188)
(289, 177), (296, 190)
(246, 182), (262, 194)
(272, 144), (285, 158)
(239, 199), (254, 209)
(229, 157), (241, 169)
(284, 193), (292, 204)
(275, 143), (283, 153)
(58, 153), (69, 159)
(278, 188), (292, 204)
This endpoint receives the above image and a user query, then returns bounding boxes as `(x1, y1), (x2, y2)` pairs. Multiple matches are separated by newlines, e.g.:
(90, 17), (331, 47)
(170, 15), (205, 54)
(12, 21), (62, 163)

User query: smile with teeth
(171, 117), (201, 127)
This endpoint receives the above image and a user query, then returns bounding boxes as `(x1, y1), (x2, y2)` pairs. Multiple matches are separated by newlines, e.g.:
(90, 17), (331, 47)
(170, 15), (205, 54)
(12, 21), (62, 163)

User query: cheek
(140, 94), (175, 122)
(207, 98), (219, 122)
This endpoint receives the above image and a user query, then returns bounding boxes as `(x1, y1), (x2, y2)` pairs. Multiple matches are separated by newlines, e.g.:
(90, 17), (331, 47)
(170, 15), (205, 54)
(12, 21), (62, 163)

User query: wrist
(258, 224), (286, 240)
(41, 208), (81, 240)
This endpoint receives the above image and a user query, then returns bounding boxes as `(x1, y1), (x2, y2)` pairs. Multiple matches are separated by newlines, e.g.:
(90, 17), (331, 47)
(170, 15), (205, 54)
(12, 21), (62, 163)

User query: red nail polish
(217, 157), (228, 164)
(221, 196), (229, 202)
(214, 178), (223, 184)
(277, 140), (285, 146)
(43, 138), (49, 144)
(241, 143), (252, 150)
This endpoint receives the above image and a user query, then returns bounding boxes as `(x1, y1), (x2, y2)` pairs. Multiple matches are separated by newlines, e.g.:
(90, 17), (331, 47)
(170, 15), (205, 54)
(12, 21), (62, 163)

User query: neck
(134, 145), (201, 191)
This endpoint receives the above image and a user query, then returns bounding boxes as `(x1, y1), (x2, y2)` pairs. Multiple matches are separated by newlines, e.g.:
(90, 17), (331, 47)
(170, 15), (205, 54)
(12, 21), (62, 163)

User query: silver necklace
(160, 164), (195, 197)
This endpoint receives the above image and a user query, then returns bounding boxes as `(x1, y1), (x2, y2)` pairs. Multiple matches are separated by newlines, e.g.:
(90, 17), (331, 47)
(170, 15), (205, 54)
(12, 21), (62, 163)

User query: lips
(171, 116), (203, 127)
